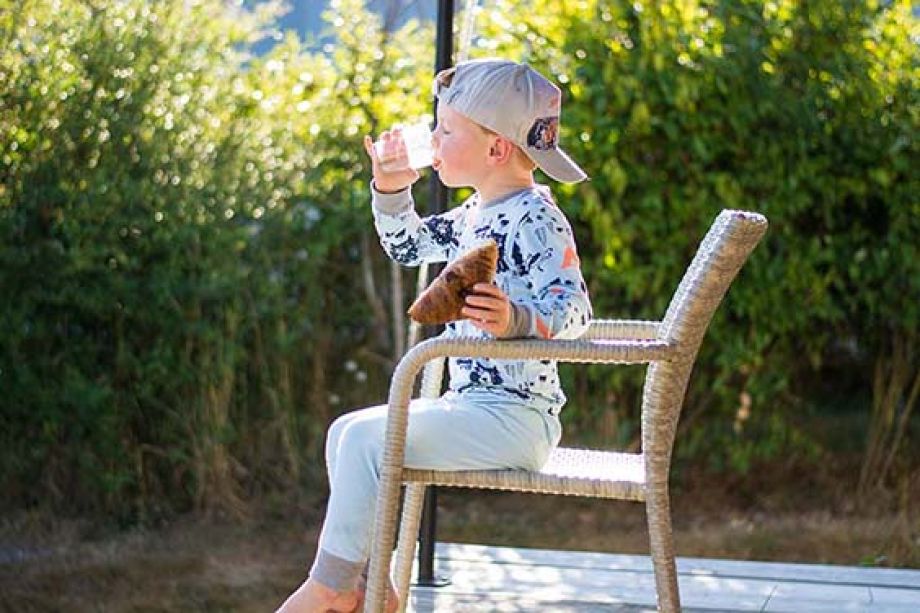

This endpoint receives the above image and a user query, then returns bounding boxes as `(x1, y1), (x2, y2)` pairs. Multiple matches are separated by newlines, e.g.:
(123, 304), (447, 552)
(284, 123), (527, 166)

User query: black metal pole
(430, 0), (454, 208)
(414, 0), (453, 589)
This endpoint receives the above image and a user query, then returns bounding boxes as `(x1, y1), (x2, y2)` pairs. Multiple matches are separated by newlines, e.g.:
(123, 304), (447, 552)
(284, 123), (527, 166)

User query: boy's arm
(362, 132), (462, 266)
(504, 204), (593, 340)
(371, 183), (465, 266)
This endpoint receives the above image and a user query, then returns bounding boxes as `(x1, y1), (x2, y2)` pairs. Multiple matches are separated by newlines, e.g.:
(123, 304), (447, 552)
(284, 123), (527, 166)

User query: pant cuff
(309, 548), (365, 592)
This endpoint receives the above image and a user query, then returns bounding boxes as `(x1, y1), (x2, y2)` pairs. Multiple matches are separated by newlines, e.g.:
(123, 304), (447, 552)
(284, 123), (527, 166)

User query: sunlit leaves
(2, 0), (914, 515)
(0, 0), (437, 514)
(551, 0), (918, 472)
(459, 0), (918, 473)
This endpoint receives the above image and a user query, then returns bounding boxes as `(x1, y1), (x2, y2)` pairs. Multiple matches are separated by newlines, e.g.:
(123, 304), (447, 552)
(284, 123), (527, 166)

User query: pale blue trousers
(309, 392), (561, 591)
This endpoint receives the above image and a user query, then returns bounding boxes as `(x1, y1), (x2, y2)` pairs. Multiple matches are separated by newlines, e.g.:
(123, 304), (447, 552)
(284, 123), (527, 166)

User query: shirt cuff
(370, 180), (414, 215)
(501, 302), (533, 339)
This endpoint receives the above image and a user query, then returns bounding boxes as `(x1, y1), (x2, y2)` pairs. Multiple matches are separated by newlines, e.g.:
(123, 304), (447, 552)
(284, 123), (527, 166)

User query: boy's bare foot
(351, 575), (399, 613)
(275, 577), (359, 613)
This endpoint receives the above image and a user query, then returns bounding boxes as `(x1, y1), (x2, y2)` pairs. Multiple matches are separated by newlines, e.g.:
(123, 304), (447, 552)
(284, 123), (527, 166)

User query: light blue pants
(309, 392), (561, 590)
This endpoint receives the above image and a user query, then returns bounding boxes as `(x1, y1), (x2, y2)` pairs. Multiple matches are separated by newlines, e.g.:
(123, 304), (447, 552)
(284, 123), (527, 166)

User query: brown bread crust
(407, 240), (498, 325)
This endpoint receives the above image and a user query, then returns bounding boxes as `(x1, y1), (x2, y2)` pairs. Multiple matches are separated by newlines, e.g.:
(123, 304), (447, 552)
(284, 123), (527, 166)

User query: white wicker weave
(365, 209), (768, 612)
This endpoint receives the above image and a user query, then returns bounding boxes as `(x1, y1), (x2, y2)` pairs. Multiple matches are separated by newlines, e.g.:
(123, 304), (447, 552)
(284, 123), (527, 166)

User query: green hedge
(555, 0), (918, 475)
(475, 0), (917, 479)
(0, 0), (433, 516)
(1, 0), (916, 517)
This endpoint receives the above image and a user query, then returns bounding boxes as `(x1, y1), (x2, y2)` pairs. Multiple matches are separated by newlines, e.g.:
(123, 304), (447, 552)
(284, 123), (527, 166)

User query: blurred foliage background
(1, 0), (917, 531)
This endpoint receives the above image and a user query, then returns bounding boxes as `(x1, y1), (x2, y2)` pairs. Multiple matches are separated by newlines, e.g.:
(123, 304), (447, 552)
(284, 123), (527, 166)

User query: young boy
(277, 58), (592, 613)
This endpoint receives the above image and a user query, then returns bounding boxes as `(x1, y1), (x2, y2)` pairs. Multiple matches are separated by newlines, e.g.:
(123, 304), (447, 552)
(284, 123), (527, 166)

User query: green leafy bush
(554, 0), (918, 475)
(1, 0), (916, 519)
(469, 0), (917, 480)
(0, 0), (433, 517)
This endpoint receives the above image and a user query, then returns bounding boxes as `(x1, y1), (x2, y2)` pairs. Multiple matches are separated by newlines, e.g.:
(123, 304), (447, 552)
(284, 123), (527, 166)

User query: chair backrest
(641, 210), (768, 476)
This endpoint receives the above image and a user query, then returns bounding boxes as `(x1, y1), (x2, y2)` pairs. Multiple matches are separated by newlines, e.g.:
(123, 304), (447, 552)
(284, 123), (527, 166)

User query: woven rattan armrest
(582, 319), (661, 340)
(393, 335), (675, 376)
(383, 335), (676, 470)
(382, 335), (676, 469)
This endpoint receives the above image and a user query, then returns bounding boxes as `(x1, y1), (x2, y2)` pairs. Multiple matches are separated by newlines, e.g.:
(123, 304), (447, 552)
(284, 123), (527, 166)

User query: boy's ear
(487, 136), (515, 165)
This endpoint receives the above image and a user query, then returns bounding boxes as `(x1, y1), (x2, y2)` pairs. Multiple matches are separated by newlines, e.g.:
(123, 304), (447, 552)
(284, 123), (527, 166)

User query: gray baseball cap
(433, 58), (588, 184)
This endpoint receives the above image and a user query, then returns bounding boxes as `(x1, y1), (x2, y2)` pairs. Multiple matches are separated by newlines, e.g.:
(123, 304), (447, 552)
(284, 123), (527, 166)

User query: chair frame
(364, 210), (768, 612)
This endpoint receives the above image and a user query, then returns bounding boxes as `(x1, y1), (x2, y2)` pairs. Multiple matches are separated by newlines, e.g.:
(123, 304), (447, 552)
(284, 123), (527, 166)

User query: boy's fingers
(465, 294), (502, 310)
(363, 135), (378, 160)
(461, 305), (483, 317)
(462, 306), (494, 321)
(471, 282), (503, 297)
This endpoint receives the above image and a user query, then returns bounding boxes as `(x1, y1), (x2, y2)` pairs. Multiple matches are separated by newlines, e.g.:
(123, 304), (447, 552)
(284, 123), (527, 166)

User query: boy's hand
(363, 130), (420, 194)
(462, 283), (512, 337)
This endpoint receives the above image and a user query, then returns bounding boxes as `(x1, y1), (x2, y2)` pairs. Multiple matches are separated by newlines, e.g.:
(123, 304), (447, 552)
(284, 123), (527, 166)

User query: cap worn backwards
(433, 58), (588, 184)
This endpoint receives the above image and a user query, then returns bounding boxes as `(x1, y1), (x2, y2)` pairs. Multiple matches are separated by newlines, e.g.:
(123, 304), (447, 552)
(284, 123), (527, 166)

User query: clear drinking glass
(372, 121), (433, 172)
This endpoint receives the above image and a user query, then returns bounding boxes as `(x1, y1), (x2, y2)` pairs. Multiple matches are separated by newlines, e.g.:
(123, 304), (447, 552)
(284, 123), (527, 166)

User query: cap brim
(525, 146), (588, 183)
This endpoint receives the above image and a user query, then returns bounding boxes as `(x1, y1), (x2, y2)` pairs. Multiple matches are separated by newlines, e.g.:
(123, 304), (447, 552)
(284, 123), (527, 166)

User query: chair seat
(402, 447), (646, 501)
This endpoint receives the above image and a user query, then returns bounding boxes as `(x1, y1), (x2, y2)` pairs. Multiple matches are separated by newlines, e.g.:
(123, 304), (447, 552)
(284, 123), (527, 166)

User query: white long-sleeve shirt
(372, 184), (592, 415)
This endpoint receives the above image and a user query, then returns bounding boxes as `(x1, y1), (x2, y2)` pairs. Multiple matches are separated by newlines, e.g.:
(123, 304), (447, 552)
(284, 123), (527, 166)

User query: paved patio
(406, 542), (920, 611)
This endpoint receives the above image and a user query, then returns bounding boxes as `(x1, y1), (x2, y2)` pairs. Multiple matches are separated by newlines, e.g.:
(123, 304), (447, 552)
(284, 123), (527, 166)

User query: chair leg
(392, 483), (427, 612)
(646, 486), (681, 613)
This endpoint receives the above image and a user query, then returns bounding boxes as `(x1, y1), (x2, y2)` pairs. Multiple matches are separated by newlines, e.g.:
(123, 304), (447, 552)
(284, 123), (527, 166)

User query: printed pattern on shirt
(373, 187), (592, 415)
(375, 200), (471, 266)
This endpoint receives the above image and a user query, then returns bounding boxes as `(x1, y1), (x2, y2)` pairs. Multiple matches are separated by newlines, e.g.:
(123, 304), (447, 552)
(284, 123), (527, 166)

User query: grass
(1, 506), (319, 612)
(435, 485), (920, 569)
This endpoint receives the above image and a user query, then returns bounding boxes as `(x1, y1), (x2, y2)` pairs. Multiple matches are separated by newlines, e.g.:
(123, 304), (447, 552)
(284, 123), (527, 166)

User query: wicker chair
(364, 209), (768, 612)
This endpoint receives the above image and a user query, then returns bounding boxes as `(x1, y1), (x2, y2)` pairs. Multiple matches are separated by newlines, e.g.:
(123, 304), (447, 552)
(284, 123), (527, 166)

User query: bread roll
(407, 240), (498, 325)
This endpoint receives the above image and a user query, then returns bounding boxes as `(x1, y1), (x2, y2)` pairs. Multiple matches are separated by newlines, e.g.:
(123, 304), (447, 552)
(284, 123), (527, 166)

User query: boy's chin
(436, 172), (468, 189)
